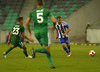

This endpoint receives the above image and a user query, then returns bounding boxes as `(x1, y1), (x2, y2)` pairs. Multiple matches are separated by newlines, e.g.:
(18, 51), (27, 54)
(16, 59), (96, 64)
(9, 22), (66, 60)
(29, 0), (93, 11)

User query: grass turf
(0, 43), (100, 72)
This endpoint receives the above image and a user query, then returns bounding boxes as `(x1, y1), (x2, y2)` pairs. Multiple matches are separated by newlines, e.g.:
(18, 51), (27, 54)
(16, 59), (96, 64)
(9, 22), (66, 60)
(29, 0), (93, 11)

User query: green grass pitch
(0, 43), (100, 72)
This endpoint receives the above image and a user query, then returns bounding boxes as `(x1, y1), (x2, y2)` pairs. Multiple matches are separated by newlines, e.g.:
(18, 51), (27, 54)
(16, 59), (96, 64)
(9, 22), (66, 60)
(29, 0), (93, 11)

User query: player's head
(17, 17), (23, 25)
(57, 16), (61, 24)
(36, 0), (43, 7)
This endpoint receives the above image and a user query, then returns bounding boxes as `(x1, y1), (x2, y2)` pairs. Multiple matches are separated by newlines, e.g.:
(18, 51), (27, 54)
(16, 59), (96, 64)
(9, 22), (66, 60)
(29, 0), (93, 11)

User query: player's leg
(18, 42), (32, 58)
(32, 32), (55, 68)
(34, 45), (48, 53)
(42, 45), (53, 64)
(59, 38), (69, 54)
(32, 45), (55, 68)
(23, 46), (28, 57)
(5, 45), (16, 54)
(33, 32), (48, 53)
(65, 37), (71, 56)
(3, 45), (16, 58)
(66, 44), (70, 52)
(31, 33), (47, 58)
(23, 46), (32, 58)
(41, 32), (55, 68)
(43, 45), (55, 69)
(65, 37), (71, 52)
(61, 43), (69, 54)
(31, 44), (48, 58)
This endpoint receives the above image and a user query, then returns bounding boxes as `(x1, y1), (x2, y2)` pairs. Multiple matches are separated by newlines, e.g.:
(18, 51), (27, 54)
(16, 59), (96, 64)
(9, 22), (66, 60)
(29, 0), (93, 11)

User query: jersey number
(37, 13), (43, 23)
(12, 27), (20, 35)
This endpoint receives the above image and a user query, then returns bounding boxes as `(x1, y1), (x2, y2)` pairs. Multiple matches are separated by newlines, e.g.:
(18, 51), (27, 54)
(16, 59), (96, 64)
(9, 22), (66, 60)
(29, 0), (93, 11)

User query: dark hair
(57, 16), (61, 19)
(17, 17), (23, 22)
(37, 0), (43, 6)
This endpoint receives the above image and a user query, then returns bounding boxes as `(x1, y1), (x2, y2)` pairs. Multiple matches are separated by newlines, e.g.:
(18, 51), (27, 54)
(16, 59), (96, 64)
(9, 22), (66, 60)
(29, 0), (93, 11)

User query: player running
(3, 17), (34, 58)
(26, 0), (56, 69)
(52, 16), (71, 57)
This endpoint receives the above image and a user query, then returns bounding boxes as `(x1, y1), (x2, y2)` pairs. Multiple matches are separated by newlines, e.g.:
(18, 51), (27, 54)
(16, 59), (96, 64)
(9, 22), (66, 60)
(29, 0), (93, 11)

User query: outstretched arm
(7, 31), (12, 45)
(50, 16), (56, 30)
(26, 17), (32, 38)
(21, 32), (34, 42)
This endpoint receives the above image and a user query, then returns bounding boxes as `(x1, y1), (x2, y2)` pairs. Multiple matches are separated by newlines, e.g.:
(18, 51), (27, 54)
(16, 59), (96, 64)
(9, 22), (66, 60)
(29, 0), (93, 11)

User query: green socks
(35, 48), (47, 53)
(35, 48), (54, 65)
(5, 47), (28, 57)
(23, 51), (28, 57)
(5, 47), (13, 54)
(46, 53), (54, 65)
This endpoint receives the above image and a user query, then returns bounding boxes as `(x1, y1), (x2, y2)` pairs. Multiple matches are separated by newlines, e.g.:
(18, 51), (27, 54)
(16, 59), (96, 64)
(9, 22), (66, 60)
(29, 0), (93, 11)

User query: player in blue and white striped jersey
(53, 16), (71, 57)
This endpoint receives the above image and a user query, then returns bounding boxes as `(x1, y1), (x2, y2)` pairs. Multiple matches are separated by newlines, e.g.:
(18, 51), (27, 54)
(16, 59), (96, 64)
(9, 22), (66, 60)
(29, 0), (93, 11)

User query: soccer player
(52, 16), (71, 57)
(26, 0), (56, 69)
(3, 17), (34, 58)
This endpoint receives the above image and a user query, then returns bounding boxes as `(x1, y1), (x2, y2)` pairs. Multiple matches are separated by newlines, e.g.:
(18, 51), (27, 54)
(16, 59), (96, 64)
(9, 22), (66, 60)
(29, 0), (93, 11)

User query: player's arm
(7, 31), (13, 45)
(56, 29), (58, 39)
(26, 11), (32, 38)
(50, 16), (56, 30)
(21, 32), (34, 42)
(26, 17), (31, 38)
(63, 27), (71, 36)
(48, 10), (56, 30)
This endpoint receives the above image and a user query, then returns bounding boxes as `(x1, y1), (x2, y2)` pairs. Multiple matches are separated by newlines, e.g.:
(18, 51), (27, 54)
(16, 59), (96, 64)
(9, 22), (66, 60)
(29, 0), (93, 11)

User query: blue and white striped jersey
(55, 21), (69, 38)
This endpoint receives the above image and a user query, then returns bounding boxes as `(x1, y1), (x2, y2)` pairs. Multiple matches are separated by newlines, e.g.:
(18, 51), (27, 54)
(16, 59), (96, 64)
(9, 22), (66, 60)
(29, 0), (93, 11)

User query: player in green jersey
(26, 0), (56, 69)
(3, 17), (34, 58)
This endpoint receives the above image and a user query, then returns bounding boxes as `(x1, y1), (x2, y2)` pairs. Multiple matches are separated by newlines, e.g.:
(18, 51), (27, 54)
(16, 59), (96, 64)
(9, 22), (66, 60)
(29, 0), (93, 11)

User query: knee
(23, 46), (27, 51)
(61, 44), (65, 47)
(47, 47), (50, 53)
(43, 45), (50, 53)
(12, 45), (16, 48)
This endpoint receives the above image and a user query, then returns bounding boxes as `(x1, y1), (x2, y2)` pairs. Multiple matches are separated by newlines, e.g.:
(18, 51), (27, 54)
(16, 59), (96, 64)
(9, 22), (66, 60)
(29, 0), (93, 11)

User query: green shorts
(11, 40), (25, 48)
(34, 32), (50, 46)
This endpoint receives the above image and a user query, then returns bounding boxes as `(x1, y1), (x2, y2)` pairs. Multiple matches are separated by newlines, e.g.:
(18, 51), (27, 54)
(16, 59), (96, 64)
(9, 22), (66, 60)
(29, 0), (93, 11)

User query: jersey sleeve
(21, 26), (25, 33)
(66, 24), (69, 28)
(63, 22), (69, 28)
(28, 12), (32, 18)
(48, 10), (53, 17)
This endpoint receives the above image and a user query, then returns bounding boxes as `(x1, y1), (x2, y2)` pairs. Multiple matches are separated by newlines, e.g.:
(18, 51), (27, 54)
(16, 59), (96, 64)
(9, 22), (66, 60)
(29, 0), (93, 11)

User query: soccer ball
(89, 50), (96, 56)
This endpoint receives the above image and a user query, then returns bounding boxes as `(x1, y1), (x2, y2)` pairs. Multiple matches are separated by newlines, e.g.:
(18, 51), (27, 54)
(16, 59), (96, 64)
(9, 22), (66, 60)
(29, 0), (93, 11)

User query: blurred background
(0, 0), (100, 44)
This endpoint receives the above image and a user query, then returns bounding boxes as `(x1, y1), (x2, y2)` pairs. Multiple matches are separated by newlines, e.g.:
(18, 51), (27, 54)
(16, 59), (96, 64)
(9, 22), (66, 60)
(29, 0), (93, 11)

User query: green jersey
(28, 7), (53, 32)
(11, 24), (24, 43)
